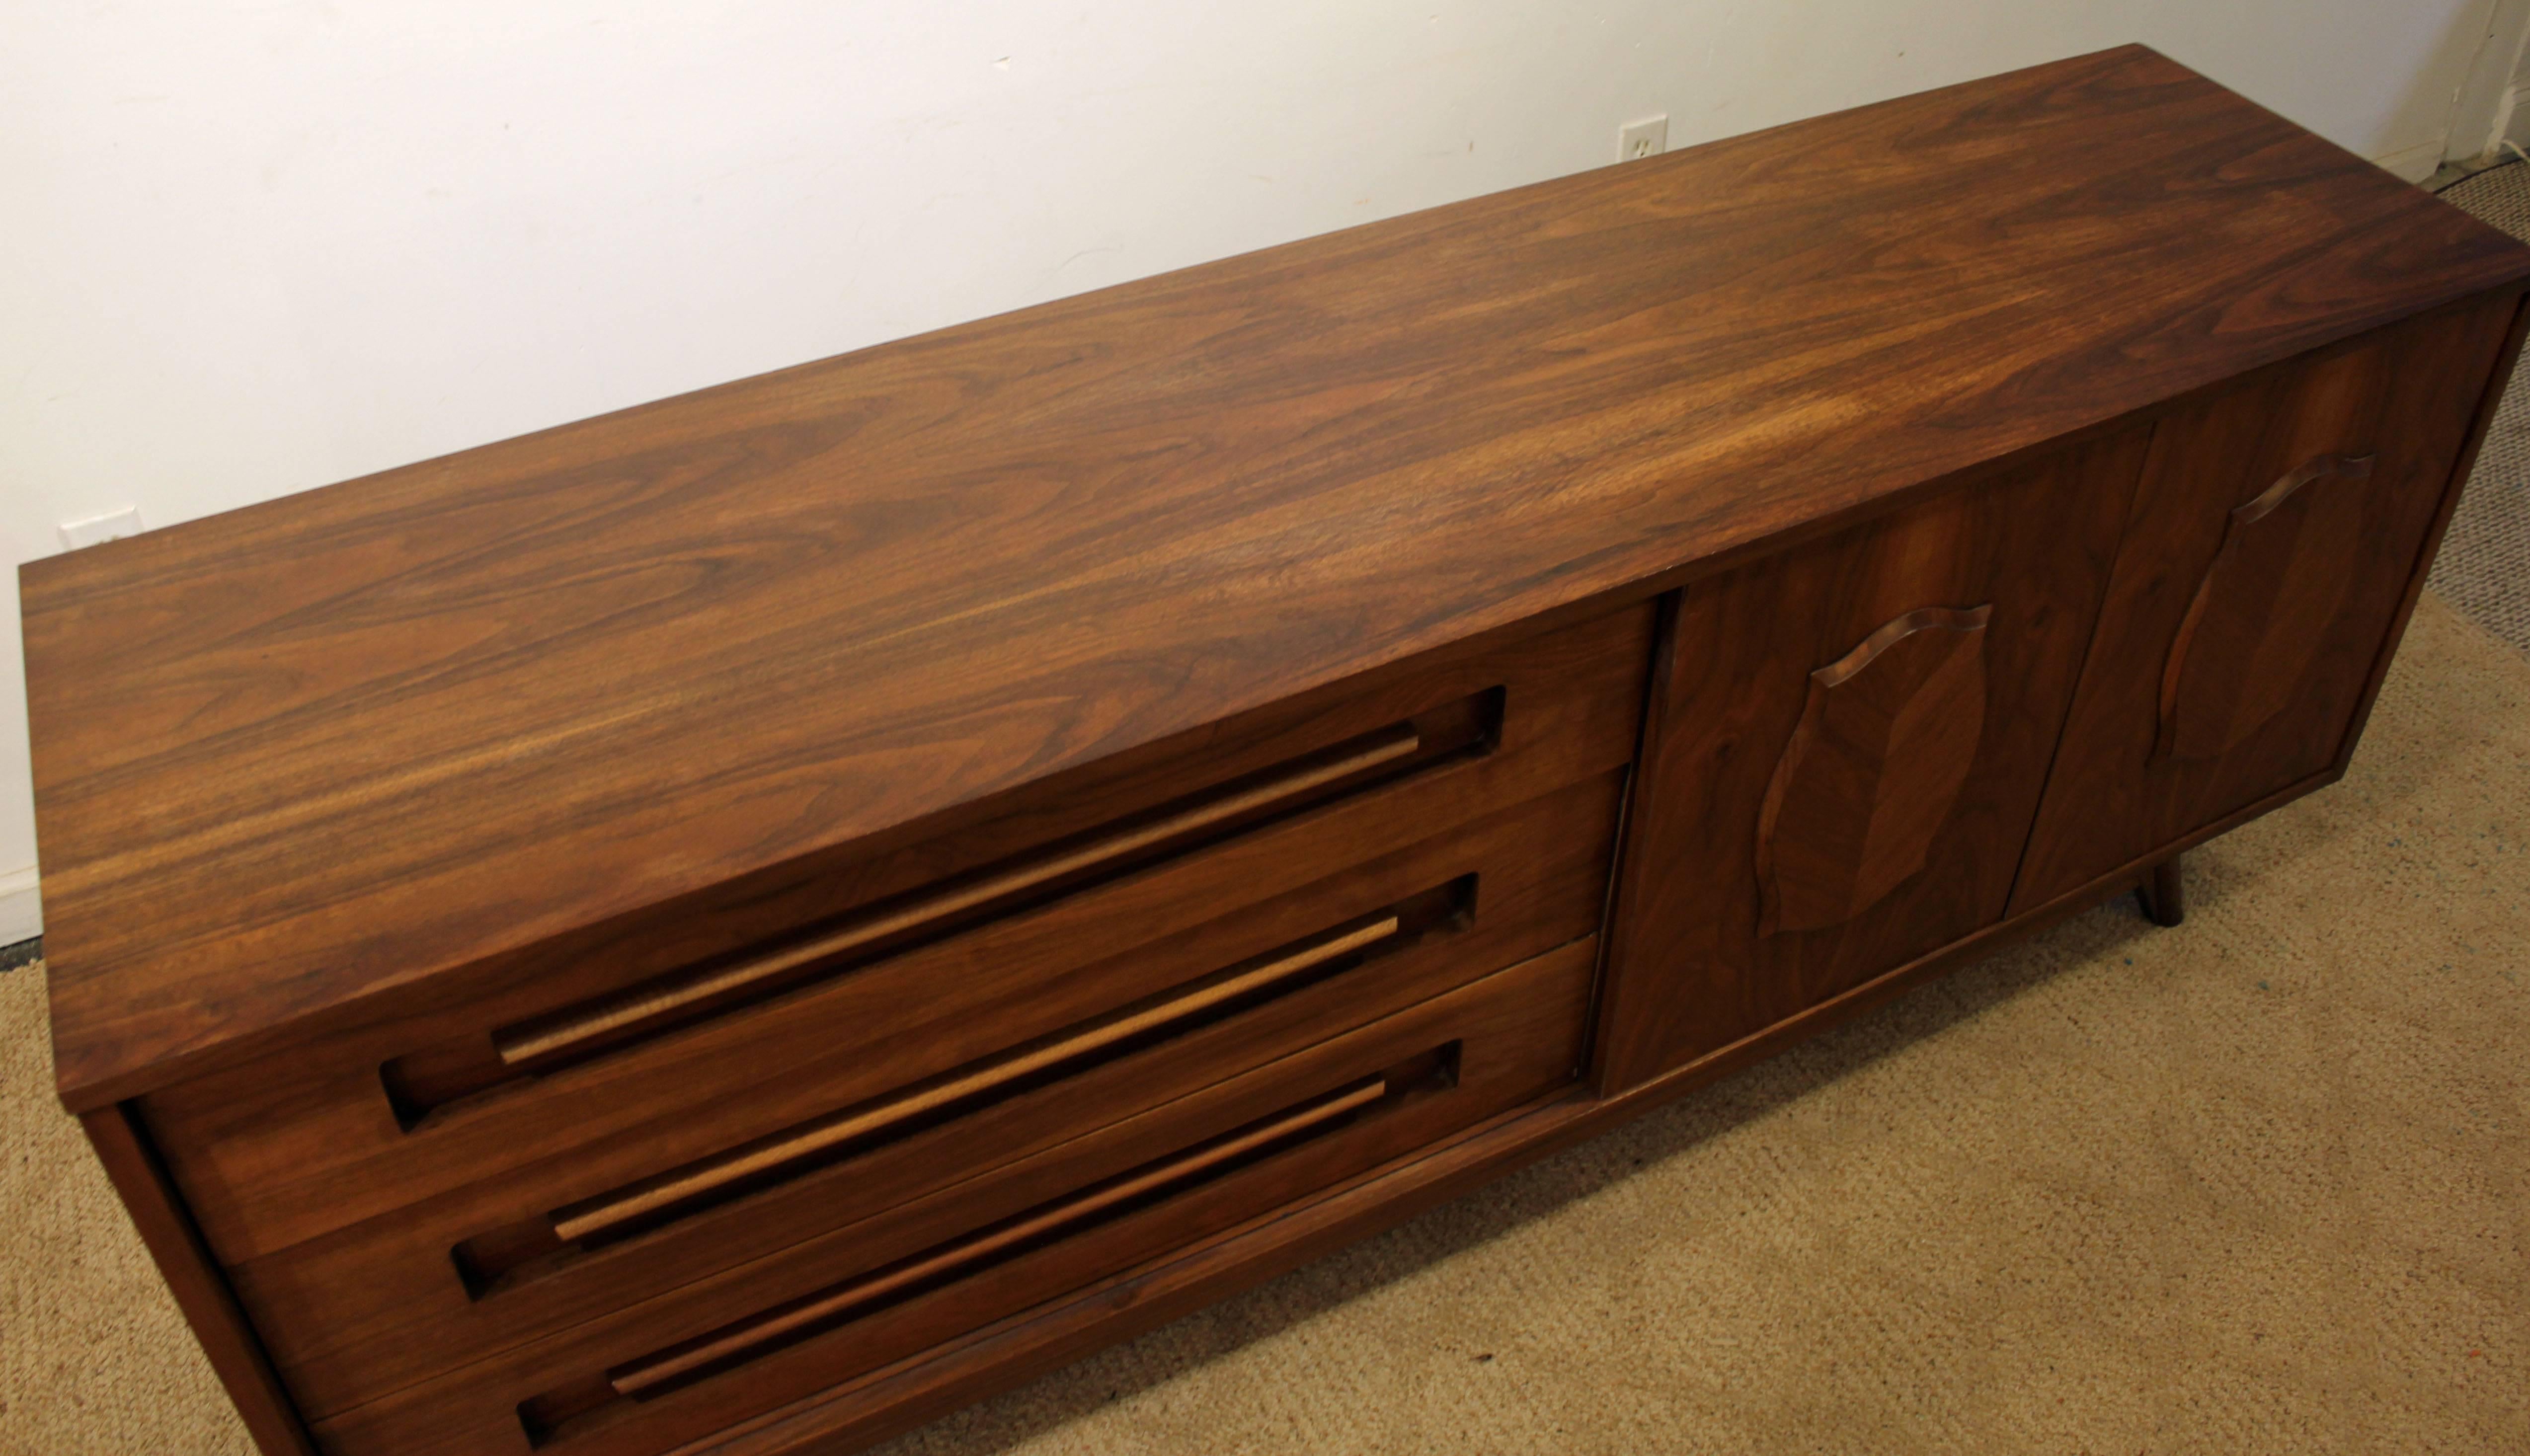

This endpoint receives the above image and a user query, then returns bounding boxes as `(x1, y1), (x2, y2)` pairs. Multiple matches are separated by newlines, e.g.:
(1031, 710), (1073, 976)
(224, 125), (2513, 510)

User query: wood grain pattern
(2320, 294), (2530, 782)
(2154, 453), (2374, 762)
(659, 857), (2173, 1456)
(1593, 428), (2144, 1094)
(31, 47), (2530, 1456)
(550, 918), (1403, 1246)
(146, 608), (1646, 1272)
(2011, 294), (2521, 912)
(499, 732), (1423, 1070)
(681, 327), (2528, 1456)
(678, 765), (2288, 1456)
(31, 45), (2530, 1108)
(605, 1077), (1392, 1402)
(1755, 605), (1991, 936)
(305, 940), (1597, 1456)
(75, 1109), (317, 1456)
(225, 773), (1624, 1420)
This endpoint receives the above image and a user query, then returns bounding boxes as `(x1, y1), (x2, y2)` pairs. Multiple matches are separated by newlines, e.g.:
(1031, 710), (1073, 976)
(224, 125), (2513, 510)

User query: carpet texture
(2433, 159), (2530, 658)
(4, 592), (2526, 1454)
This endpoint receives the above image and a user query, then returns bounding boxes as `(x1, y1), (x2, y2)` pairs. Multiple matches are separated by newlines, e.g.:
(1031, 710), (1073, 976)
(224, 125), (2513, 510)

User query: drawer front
(234, 773), (1623, 1418)
(146, 602), (1655, 1266)
(2011, 299), (2517, 911)
(309, 936), (1597, 1456)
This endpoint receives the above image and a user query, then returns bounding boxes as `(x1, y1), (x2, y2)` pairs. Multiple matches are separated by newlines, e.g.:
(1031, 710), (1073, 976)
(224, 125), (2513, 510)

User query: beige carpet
(6, 593), (2527, 1456)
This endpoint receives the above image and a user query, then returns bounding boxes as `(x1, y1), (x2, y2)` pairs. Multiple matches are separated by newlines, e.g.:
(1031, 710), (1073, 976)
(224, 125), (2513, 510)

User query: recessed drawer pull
(494, 728), (1423, 1069)
(606, 1076), (1388, 1399)
(545, 915), (1401, 1245)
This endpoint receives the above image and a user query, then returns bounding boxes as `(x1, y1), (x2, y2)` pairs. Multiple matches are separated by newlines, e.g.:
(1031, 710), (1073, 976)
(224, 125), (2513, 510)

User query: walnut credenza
(26, 46), (2530, 1456)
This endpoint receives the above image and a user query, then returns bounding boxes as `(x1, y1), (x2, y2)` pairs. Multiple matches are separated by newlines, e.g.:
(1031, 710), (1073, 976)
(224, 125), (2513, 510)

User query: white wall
(1, 0), (2516, 946)
(2498, 0), (2530, 152)
(2453, 0), (2530, 158)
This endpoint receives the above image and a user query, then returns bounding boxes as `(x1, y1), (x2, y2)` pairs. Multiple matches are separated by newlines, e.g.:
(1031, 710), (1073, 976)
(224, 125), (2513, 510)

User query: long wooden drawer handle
(606, 1075), (1389, 1397)
(548, 915), (1402, 1243)
(497, 728), (1423, 1067)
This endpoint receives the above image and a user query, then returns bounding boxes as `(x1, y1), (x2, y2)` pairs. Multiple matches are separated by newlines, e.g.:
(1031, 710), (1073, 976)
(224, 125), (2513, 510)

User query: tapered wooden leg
(2135, 853), (2185, 927)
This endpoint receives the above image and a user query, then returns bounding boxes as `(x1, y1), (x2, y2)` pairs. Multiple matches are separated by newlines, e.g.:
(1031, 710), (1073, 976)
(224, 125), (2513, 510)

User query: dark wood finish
(309, 940), (1596, 1456)
(1756, 604), (1993, 936)
(144, 606), (1647, 1270)
(679, 773), (2366, 1456)
(76, 1108), (317, 1456)
(226, 773), (1623, 1418)
(28, 46), (2530, 1456)
(603, 1078), (1395, 1401)
(553, 921), (1403, 1247)
(500, 730), (1424, 1070)
(669, 855), (2174, 1456)
(29, 44), (2530, 1111)
(2011, 296), (2519, 911)
(1592, 429), (2143, 1092)
(2136, 855), (2186, 927)
(2323, 294), (2530, 777)
(2154, 453), (2376, 764)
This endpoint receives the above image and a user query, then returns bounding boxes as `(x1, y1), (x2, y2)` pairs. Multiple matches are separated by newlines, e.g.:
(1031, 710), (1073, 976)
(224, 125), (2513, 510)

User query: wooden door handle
(548, 915), (1401, 1244)
(497, 728), (1422, 1068)
(2231, 452), (2374, 527)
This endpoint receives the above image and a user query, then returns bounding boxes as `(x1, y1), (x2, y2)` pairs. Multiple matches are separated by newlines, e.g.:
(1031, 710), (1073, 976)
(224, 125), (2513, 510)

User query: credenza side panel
(2010, 295), (2522, 913)
(1592, 429), (2147, 1092)
(78, 1106), (316, 1456)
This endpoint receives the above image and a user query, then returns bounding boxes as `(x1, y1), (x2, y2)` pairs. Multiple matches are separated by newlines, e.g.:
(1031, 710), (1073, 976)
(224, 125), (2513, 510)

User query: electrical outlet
(1619, 114), (1668, 162)
(59, 506), (144, 550)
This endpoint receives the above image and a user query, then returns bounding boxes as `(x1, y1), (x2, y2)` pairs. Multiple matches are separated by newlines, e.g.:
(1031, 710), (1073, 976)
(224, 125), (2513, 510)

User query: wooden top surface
(27, 45), (2530, 1105)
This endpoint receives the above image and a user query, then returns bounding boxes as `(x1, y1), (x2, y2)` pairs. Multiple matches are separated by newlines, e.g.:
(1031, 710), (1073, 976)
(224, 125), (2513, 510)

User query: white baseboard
(0, 865), (41, 949)
(2372, 140), (2446, 184)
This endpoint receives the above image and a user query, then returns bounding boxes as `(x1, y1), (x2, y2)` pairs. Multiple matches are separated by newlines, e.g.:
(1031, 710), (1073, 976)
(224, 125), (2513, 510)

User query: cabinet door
(2010, 297), (2522, 914)
(1594, 431), (2145, 1091)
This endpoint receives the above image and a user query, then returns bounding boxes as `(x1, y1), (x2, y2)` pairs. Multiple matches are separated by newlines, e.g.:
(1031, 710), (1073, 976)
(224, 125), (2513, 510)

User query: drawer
(232, 772), (1624, 1417)
(143, 602), (1655, 1267)
(310, 935), (1598, 1456)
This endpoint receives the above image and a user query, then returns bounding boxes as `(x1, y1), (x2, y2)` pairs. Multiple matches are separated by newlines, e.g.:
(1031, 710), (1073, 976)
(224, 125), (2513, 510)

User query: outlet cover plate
(60, 507), (145, 550)
(1620, 115), (1669, 161)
